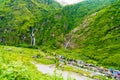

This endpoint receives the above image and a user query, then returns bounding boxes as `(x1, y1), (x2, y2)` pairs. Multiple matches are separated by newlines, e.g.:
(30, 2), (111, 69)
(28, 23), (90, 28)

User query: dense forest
(0, 0), (116, 47)
(0, 0), (120, 80)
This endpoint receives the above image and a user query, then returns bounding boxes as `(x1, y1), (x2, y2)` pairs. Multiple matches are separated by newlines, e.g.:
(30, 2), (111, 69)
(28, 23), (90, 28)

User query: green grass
(0, 45), (64, 80)
(35, 58), (55, 64)
(92, 75), (114, 80)
(62, 65), (91, 77)
(0, 45), (115, 80)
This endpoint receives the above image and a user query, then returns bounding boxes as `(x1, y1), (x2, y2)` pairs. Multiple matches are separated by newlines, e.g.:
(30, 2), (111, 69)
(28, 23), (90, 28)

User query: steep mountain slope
(33, 0), (116, 48)
(68, 0), (120, 69)
(0, 0), (116, 47)
(0, 0), (61, 45)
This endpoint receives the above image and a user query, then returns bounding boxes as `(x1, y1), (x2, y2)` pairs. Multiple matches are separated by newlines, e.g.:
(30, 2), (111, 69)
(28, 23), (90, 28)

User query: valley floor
(0, 45), (115, 80)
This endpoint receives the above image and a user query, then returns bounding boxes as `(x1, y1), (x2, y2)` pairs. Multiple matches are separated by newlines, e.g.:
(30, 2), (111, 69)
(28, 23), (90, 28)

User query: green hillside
(34, 0), (116, 47)
(68, 0), (120, 69)
(0, 0), (116, 47)
(0, 0), (61, 46)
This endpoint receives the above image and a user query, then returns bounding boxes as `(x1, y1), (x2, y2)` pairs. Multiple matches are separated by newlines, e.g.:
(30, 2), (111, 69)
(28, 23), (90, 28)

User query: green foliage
(92, 75), (113, 80)
(0, 0), (61, 46)
(35, 58), (55, 64)
(63, 65), (90, 77)
(0, 0), (116, 48)
(0, 0), (120, 76)
(70, 1), (120, 69)
(0, 61), (30, 80)
(0, 45), (64, 80)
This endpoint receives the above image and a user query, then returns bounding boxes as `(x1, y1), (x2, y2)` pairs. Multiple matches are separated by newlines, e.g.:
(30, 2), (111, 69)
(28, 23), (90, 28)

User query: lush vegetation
(0, 0), (116, 47)
(68, 0), (120, 69)
(0, 0), (61, 46)
(0, 45), (66, 80)
(0, 0), (120, 79)
(0, 45), (111, 80)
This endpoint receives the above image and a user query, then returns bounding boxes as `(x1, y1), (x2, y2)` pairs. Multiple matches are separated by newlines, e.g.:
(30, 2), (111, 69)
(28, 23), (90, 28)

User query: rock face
(1, 37), (5, 44)
(0, 15), (4, 20)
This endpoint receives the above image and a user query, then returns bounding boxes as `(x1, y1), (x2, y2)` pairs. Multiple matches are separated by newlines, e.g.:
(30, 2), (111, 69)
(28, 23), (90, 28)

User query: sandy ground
(32, 62), (92, 80)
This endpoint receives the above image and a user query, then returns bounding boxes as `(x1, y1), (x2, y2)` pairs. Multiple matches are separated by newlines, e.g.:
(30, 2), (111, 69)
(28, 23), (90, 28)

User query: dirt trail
(32, 62), (93, 80)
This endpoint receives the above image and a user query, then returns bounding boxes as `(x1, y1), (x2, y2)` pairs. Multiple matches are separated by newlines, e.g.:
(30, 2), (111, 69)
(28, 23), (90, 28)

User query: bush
(0, 61), (30, 80)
